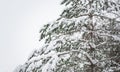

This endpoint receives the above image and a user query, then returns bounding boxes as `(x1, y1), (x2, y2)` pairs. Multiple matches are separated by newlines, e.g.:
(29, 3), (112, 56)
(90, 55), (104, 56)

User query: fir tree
(14, 0), (120, 72)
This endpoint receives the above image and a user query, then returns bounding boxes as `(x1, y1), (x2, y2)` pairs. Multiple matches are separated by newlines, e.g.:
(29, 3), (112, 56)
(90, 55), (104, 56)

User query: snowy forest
(14, 0), (120, 72)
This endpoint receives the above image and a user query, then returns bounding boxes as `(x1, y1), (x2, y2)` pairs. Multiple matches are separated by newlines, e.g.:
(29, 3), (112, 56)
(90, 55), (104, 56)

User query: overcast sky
(0, 0), (64, 72)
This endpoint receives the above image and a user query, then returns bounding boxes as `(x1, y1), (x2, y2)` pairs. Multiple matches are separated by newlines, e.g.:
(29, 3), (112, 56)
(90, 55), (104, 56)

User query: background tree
(14, 0), (120, 72)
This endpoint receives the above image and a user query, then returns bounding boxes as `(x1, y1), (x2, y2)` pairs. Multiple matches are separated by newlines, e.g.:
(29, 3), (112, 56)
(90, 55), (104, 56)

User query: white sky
(0, 0), (64, 72)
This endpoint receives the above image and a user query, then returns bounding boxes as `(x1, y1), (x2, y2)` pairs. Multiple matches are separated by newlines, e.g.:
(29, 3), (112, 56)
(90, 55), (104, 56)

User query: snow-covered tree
(14, 0), (120, 72)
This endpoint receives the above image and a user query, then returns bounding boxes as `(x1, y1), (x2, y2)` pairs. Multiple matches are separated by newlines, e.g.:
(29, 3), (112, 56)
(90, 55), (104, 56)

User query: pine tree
(14, 0), (120, 72)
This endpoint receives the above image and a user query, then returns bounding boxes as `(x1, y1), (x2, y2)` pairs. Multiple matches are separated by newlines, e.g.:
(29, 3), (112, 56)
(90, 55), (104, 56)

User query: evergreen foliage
(14, 0), (120, 72)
